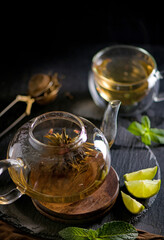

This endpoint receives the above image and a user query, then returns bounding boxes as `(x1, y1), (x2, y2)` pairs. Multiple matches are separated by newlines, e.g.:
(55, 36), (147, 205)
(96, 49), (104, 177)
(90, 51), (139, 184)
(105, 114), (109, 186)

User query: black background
(1, 4), (164, 64)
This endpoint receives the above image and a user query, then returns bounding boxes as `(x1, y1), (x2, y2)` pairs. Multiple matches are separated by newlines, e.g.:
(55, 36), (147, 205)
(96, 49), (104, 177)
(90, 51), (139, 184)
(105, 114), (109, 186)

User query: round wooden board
(32, 166), (119, 223)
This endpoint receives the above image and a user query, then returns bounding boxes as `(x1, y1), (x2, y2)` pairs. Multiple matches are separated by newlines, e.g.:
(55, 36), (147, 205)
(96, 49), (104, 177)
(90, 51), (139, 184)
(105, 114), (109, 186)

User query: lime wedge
(125, 179), (161, 198)
(123, 166), (157, 181)
(121, 191), (145, 214)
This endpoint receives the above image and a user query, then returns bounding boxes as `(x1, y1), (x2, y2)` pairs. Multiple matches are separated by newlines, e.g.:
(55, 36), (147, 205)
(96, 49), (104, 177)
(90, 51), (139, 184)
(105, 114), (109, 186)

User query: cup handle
(153, 70), (164, 102)
(88, 71), (107, 109)
(0, 158), (24, 204)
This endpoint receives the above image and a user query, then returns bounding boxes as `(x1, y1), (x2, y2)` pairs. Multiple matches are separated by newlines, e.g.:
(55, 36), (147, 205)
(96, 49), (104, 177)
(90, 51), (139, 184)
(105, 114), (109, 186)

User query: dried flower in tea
(44, 128), (88, 172)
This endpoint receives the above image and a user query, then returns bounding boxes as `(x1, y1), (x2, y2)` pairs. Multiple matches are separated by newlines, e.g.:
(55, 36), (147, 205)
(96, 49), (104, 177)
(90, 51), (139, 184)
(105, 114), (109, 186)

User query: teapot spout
(100, 100), (121, 148)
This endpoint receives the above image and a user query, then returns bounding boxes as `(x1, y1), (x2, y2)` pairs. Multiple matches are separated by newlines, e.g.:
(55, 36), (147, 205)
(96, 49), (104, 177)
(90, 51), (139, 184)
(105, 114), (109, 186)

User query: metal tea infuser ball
(0, 73), (61, 138)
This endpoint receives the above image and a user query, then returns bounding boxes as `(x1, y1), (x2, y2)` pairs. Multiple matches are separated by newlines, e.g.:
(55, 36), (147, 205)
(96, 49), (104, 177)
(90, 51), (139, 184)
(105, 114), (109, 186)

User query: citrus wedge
(123, 166), (157, 181)
(125, 179), (161, 198)
(121, 191), (145, 214)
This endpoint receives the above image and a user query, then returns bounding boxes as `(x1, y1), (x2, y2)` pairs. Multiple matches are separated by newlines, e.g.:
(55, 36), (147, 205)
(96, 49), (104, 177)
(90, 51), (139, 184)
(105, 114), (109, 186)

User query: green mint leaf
(59, 221), (138, 240)
(128, 116), (164, 146)
(141, 133), (151, 145)
(88, 229), (99, 240)
(149, 128), (164, 144)
(97, 221), (138, 240)
(128, 121), (145, 136)
(150, 128), (164, 136)
(141, 116), (151, 129)
(59, 227), (92, 240)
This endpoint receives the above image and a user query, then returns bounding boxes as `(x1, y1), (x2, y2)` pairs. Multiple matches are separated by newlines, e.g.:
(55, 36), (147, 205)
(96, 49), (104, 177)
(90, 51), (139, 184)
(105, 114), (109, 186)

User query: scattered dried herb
(65, 91), (74, 100)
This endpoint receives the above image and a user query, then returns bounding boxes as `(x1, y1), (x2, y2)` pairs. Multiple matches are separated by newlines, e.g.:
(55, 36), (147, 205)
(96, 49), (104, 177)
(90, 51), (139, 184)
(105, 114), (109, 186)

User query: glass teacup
(89, 45), (164, 116)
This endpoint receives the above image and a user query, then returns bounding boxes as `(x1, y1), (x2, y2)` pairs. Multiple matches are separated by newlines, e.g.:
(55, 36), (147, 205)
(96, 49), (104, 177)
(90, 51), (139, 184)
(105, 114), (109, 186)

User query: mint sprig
(128, 116), (164, 145)
(59, 221), (138, 240)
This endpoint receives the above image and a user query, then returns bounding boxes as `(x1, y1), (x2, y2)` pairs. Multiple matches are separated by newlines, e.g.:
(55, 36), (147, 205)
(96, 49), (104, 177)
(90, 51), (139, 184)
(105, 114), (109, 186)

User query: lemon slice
(125, 179), (161, 198)
(121, 191), (145, 214)
(123, 166), (157, 181)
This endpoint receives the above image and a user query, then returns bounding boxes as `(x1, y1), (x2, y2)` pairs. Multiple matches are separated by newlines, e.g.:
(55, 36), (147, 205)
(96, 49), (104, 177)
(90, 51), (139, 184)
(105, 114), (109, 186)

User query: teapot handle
(0, 159), (23, 204)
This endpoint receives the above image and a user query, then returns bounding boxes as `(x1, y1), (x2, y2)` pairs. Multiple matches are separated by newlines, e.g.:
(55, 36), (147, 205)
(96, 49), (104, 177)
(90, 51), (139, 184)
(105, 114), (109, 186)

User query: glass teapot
(0, 100), (120, 205)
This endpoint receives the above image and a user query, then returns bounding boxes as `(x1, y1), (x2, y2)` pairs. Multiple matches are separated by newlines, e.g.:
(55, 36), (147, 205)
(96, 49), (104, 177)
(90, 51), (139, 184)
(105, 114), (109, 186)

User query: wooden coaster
(32, 166), (119, 223)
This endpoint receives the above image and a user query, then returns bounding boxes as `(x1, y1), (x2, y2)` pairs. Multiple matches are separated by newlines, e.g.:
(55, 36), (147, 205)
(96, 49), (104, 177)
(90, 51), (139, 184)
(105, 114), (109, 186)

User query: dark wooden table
(0, 43), (164, 239)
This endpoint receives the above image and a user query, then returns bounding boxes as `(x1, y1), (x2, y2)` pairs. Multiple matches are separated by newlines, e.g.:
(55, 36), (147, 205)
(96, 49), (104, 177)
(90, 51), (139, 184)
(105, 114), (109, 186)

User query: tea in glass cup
(89, 45), (164, 116)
